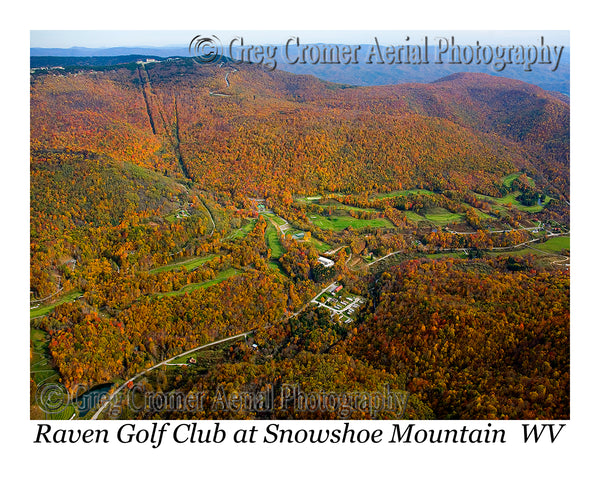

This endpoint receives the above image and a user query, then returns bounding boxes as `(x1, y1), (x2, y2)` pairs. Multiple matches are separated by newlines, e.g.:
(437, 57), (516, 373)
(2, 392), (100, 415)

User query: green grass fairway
(333, 204), (380, 213)
(307, 236), (332, 253)
(30, 290), (83, 319)
(158, 268), (239, 297)
(536, 236), (570, 253)
(228, 219), (257, 240)
(422, 207), (464, 224)
(404, 211), (427, 223)
(496, 192), (549, 213)
(373, 189), (435, 199)
(426, 252), (468, 259)
(265, 222), (284, 259)
(149, 254), (218, 274)
(502, 172), (535, 188)
(262, 213), (287, 226)
(310, 214), (393, 231)
(475, 190), (549, 214)
(50, 405), (77, 420)
(502, 173), (521, 187)
(296, 195), (322, 203)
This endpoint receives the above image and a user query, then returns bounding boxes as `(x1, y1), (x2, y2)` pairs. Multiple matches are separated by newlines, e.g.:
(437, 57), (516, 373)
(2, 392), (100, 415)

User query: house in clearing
(317, 256), (335, 268)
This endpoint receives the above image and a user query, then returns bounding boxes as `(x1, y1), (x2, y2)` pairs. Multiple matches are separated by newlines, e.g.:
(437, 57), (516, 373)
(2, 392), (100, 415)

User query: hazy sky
(31, 30), (569, 48)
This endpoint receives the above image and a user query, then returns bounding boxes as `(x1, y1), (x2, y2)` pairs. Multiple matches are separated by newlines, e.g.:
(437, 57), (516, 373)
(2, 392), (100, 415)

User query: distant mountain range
(30, 45), (570, 95)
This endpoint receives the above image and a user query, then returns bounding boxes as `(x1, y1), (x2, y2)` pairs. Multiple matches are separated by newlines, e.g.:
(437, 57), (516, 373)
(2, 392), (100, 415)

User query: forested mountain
(31, 59), (569, 199)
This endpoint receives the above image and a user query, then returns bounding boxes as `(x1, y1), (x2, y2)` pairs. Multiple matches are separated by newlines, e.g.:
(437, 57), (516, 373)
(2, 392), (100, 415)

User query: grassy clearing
(404, 211), (427, 223)
(265, 222), (285, 259)
(310, 213), (393, 231)
(502, 172), (535, 188)
(536, 236), (570, 253)
(332, 204), (380, 213)
(164, 210), (192, 223)
(30, 290), (83, 319)
(422, 207), (464, 224)
(262, 213), (287, 226)
(372, 189), (435, 199)
(502, 173), (522, 187)
(312, 198), (381, 213)
(149, 254), (218, 274)
(425, 252), (467, 259)
(158, 268), (240, 297)
(475, 192), (549, 213)
(50, 405), (77, 420)
(228, 219), (257, 240)
(495, 192), (549, 213)
(307, 236), (332, 253)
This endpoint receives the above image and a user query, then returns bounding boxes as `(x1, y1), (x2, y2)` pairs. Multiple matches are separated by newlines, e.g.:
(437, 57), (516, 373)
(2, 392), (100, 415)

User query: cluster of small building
(316, 283), (365, 322)
(322, 294), (363, 315)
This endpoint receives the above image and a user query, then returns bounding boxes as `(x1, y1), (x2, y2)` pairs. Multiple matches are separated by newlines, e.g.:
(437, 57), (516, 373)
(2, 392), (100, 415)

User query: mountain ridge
(30, 59), (569, 201)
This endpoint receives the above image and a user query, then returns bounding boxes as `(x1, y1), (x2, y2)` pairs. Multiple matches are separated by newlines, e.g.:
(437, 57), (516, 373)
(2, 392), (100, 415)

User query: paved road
(225, 68), (238, 87)
(31, 286), (64, 305)
(289, 282), (337, 319)
(209, 67), (238, 95)
(91, 331), (253, 420)
(368, 250), (403, 265)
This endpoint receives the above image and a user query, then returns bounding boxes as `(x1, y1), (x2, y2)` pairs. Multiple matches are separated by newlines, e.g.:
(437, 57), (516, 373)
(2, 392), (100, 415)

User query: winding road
(31, 286), (64, 306)
(90, 330), (253, 420)
(209, 67), (238, 96)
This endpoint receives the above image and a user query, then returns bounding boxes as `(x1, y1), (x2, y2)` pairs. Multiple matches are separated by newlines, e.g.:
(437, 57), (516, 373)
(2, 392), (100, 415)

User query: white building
(317, 256), (335, 268)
